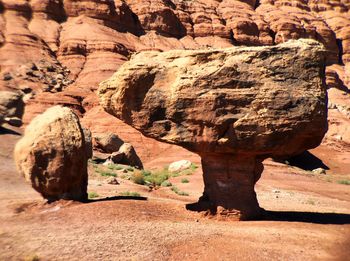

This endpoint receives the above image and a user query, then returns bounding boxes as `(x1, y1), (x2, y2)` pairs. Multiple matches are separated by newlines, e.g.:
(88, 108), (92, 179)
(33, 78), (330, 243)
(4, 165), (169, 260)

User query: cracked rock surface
(99, 39), (328, 219)
(14, 106), (89, 201)
(0, 0), (349, 167)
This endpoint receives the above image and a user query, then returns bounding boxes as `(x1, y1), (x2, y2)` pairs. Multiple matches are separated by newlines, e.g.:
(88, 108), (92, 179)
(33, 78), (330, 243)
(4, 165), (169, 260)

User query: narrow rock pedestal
(188, 154), (264, 220)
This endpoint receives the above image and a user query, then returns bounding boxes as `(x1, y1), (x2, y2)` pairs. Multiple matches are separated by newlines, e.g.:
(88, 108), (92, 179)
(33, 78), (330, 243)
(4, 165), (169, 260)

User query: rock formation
(99, 39), (328, 219)
(92, 131), (143, 168)
(118, 142), (143, 169)
(93, 132), (124, 153)
(14, 106), (90, 201)
(0, 0), (349, 171)
(0, 91), (24, 127)
(168, 160), (192, 173)
(83, 127), (93, 159)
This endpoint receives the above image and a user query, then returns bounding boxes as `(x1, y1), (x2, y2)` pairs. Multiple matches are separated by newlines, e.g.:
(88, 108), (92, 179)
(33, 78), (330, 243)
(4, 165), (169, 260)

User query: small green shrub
(126, 166), (134, 172)
(88, 192), (99, 199)
(132, 170), (145, 185)
(131, 168), (170, 187)
(108, 164), (123, 171)
(120, 174), (130, 180)
(171, 186), (189, 196)
(144, 170), (170, 186)
(131, 164), (196, 188)
(119, 191), (141, 197)
(171, 171), (181, 177)
(181, 178), (189, 183)
(141, 169), (152, 176)
(99, 171), (117, 177)
(190, 163), (198, 170)
(337, 179), (350, 185)
(161, 180), (172, 187)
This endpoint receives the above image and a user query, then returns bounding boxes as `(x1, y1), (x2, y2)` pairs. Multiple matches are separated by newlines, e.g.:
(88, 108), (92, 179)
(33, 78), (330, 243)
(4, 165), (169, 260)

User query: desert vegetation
(119, 191), (141, 197)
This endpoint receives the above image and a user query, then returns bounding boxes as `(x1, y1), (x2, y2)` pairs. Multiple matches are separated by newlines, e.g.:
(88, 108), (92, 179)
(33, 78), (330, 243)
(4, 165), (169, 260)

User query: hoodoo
(99, 39), (328, 220)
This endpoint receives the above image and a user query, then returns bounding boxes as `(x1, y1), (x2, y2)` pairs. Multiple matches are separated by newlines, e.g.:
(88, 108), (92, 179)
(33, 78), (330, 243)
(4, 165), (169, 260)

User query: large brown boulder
(99, 39), (328, 220)
(14, 106), (89, 201)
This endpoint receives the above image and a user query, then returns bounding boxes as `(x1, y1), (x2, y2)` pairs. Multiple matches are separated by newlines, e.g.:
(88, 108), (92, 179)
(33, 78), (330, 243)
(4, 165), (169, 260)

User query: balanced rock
(99, 39), (328, 220)
(14, 106), (88, 201)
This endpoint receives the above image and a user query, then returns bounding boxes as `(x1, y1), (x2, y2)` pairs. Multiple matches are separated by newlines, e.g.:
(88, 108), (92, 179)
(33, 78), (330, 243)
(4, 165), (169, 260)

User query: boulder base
(187, 154), (263, 220)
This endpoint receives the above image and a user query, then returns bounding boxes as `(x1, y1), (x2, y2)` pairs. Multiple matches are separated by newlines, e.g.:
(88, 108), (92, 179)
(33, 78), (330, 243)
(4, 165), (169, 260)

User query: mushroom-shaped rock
(14, 106), (89, 201)
(98, 39), (328, 220)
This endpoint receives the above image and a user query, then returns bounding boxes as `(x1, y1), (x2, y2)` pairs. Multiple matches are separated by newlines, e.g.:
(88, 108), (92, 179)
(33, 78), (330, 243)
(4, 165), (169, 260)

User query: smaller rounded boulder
(14, 106), (89, 201)
(168, 160), (192, 173)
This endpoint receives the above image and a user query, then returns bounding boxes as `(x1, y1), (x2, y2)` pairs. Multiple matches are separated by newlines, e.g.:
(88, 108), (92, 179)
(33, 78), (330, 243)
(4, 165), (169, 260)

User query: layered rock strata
(99, 39), (328, 219)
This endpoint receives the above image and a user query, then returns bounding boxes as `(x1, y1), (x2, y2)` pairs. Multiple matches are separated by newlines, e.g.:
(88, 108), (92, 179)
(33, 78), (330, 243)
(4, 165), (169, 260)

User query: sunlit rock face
(14, 106), (89, 202)
(99, 39), (328, 220)
(0, 0), (348, 165)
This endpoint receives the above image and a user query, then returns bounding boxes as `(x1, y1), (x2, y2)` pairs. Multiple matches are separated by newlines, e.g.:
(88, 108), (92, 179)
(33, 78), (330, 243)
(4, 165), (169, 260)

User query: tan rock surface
(93, 132), (124, 153)
(0, 91), (24, 126)
(14, 106), (88, 201)
(0, 0), (348, 172)
(99, 39), (328, 219)
(118, 142), (143, 169)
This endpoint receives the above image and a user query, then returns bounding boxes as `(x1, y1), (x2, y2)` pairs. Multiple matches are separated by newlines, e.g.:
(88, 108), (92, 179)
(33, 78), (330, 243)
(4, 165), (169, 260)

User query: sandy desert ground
(1, 124), (349, 261)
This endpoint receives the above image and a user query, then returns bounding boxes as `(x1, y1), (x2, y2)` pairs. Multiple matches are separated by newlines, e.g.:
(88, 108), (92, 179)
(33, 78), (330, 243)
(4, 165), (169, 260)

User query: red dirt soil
(0, 124), (349, 261)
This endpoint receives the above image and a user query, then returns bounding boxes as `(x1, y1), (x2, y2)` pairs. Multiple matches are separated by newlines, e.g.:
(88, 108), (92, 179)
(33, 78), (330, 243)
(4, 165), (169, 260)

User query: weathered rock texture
(0, 91), (24, 126)
(118, 142), (143, 169)
(0, 0), (349, 169)
(14, 106), (89, 201)
(93, 132), (124, 153)
(83, 127), (93, 159)
(93, 132), (144, 168)
(98, 39), (328, 219)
